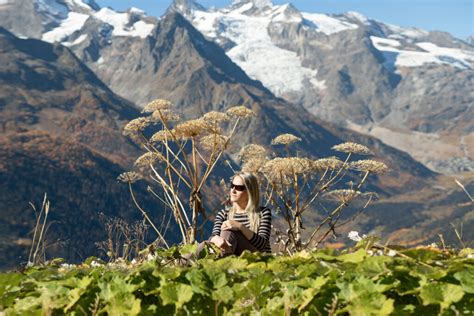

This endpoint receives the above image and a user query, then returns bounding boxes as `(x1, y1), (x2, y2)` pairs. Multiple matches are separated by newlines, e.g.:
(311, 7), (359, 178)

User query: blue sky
(96, 0), (473, 40)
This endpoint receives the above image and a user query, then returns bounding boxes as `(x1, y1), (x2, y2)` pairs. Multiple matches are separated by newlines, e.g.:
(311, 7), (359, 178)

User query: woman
(208, 172), (272, 255)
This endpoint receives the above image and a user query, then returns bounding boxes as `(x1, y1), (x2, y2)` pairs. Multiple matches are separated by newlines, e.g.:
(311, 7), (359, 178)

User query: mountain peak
(232, 0), (273, 8)
(167, 0), (206, 16)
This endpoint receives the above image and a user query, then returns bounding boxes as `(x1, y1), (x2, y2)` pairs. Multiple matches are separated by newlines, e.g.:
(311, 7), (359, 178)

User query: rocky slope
(0, 27), (167, 270)
(1, 0), (471, 173)
(170, 0), (474, 174)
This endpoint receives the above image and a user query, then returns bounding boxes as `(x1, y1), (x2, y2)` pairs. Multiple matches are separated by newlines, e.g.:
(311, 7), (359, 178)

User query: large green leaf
(64, 276), (93, 311)
(98, 276), (142, 315)
(159, 282), (193, 309)
(185, 269), (211, 296)
(454, 269), (474, 294)
(420, 283), (464, 310)
(338, 249), (367, 263)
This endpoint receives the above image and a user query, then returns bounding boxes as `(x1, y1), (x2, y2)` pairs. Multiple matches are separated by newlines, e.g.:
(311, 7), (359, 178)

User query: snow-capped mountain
(170, 0), (473, 174)
(0, 0), (156, 43)
(0, 0), (471, 174)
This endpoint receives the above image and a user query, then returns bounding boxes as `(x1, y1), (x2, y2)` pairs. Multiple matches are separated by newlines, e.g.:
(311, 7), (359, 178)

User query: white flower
(387, 250), (397, 257)
(367, 250), (374, 256)
(147, 253), (156, 261)
(90, 260), (102, 267)
(467, 254), (473, 259)
(430, 243), (438, 248)
(131, 259), (137, 265)
(348, 231), (362, 242)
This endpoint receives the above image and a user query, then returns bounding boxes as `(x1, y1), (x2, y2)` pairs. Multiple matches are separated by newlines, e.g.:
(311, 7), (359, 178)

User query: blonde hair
(228, 172), (260, 232)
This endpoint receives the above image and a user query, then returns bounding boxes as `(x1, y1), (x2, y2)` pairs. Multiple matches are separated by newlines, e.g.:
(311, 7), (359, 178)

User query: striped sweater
(211, 207), (272, 253)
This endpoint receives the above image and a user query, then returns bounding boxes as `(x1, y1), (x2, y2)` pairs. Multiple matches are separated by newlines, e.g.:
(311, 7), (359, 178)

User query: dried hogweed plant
(241, 137), (387, 254)
(121, 100), (255, 244)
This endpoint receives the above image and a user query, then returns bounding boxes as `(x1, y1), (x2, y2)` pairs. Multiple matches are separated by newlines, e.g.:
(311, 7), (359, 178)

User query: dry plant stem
(127, 181), (169, 248)
(147, 185), (173, 210)
(157, 110), (194, 179)
(150, 164), (190, 225)
(308, 171), (370, 247)
(165, 162), (188, 242)
(32, 200), (50, 264)
(455, 179), (473, 202)
(150, 166), (188, 242)
(450, 223), (466, 248)
(28, 194), (46, 264)
(335, 194), (373, 228)
(197, 118), (240, 192)
(142, 133), (191, 188)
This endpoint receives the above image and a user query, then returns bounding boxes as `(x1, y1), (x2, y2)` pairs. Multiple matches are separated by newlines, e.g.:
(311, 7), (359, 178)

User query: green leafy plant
(1, 247), (472, 315)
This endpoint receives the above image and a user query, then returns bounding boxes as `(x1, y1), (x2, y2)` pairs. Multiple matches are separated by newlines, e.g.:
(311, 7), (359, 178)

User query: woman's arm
(211, 209), (227, 237)
(248, 208), (272, 251)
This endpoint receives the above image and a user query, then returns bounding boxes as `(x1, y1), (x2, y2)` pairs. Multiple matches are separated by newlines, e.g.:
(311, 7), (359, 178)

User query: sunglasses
(230, 183), (246, 192)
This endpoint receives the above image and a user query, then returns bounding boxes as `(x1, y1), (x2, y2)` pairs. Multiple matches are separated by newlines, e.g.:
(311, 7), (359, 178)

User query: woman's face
(230, 176), (248, 205)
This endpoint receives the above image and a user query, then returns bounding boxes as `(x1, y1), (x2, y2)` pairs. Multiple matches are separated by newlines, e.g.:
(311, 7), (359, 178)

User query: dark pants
(219, 230), (258, 256)
(183, 230), (258, 263)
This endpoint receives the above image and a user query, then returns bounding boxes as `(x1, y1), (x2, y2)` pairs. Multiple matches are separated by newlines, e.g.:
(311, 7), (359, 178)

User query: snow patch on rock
(42, 12), (89, 43)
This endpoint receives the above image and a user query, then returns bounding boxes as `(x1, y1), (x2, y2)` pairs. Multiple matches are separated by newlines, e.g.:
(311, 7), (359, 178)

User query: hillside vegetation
(1, 246), (473, 315)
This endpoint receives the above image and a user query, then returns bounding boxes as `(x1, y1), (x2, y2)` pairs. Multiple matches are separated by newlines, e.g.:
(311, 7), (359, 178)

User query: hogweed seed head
(142, 99), (171, 113)
(202, 111), (230, 124)
(149, 110), (180, 123)
(117, 172), (143, 183)
(238, 144), (267, 162)
(242, 157), (268, 173)
(134, 152), (164, 168)
(332, 142), (372, 155)
(226, 106), (255, 118)
(200, 134), (229, 151)
(174, 118), (209, 139)
(262, 157), (315, 180)
(150, 129), (175, 143)
(123, 117), (150, 136)
(271, 134), (302, 146)
(350, 160), (388, 174)
(324, 189), (360, 203)
(313, 157), (344, 170)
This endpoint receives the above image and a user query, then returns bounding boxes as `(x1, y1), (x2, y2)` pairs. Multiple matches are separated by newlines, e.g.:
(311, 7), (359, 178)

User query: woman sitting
(209, 172), (272, 255)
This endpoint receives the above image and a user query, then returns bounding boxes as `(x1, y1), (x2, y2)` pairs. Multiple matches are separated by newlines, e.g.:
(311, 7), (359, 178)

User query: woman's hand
(221, 220), (243, 231)
(210, 235), (231, 250)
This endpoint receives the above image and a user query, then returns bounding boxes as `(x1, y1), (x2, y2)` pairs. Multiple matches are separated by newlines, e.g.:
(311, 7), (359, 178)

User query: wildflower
(313, 157), (344, 170)
(174, 118), (209, 138)
(324, 189), (360, 203)
(202, 111), (230, 123)
(332, 142), (372, 155)
(387, 250), (397, 257)
(150, 129), (175, 143)
(226, 105), (256, 118)
(239, 144), (267, 162)
(142, 99), (171, 113)
(117, 172), (143, 183)
(367, 250), (374, 256)
(123, 117), (150, 136)
(134, 152), (164, 168)
(271, 134), (302, 146)
(348, 231), (366, 242)
(200, 134), (229, 151)
(90, 260), (102, 267)
(350, 160), (388, 174)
